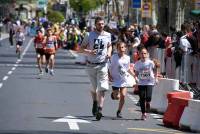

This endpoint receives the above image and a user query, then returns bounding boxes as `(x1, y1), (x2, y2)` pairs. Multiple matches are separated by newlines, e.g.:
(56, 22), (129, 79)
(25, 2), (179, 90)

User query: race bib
(139, 70), (151, 80)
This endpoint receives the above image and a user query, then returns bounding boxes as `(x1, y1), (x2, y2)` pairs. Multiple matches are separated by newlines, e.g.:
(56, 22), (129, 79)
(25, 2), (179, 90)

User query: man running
(80, 16), (112, 120)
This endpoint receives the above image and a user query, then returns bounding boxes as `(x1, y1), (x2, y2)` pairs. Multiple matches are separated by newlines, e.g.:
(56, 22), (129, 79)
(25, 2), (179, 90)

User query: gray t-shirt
(81, 31), (111, 63)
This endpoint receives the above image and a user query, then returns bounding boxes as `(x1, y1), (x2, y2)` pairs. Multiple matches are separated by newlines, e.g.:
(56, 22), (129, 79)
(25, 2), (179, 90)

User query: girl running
(109, 41), (136, 118)
(43, 28), (58, 76)
(134, 47), (158, 120)
(15, 27), (25, 59)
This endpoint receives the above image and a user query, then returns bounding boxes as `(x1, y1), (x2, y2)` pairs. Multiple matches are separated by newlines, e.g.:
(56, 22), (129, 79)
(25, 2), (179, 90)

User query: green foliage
(69, 0), (106, 13)
(47, 10), (65, 23)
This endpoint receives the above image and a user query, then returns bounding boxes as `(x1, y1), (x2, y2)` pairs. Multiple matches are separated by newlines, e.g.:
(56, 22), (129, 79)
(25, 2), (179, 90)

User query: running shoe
(116, 111), (122, 118)
(50, 69), (55, 76)
(96, 107), (102, 121)
(96, 112), (102, 121)
(39, 71), (43, 76)
(141, 113), (147, 120)
(45, 67), (49, 73)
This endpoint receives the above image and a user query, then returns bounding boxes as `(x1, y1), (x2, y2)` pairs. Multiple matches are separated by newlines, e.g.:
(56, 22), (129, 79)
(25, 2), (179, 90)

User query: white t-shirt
(109, 54), (133, 87)
(134, 59), (155, 85)
(179, 35), (192, 53)
(81, 31), (111, 63)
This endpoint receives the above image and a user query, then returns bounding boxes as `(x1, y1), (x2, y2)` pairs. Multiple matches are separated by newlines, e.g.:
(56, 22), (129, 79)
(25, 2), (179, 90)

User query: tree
(69, 0), (106, 14)
(47, 10), (65, 23)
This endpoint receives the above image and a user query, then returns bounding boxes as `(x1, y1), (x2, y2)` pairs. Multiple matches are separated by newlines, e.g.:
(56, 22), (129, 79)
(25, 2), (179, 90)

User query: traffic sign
(132, 0), (141, 8)
(141, 2), (152, 18)
(37, 0), (47, 9)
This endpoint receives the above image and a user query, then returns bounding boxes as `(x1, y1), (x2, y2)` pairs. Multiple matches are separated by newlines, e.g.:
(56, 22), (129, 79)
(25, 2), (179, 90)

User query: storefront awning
(190, 10), (200, 16)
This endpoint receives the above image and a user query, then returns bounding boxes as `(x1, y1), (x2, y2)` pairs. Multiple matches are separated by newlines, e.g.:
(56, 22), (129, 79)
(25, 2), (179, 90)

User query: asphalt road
(0, 37), (195, 134)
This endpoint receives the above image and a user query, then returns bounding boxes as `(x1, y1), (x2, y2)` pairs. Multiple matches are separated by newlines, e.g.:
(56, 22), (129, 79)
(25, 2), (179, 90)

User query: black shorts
(36, 48), (45, 56)
(45, 53), (55, 60)
(112, 86), (125, 90)
(16, 41), (23, 46)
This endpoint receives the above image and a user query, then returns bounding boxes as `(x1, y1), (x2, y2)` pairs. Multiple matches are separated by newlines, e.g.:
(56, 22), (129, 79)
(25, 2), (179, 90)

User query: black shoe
(45, 67), (48, 73)
(96, 111), (102, 121)
(96, 107), (102, 121)
(117, 111), (122, 118)
(92, 101), (97, 116)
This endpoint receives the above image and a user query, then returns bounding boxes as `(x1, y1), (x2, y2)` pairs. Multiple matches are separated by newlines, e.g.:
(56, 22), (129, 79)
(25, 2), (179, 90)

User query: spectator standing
(80, 16), (112, 121)
(9, 23), (15, 47)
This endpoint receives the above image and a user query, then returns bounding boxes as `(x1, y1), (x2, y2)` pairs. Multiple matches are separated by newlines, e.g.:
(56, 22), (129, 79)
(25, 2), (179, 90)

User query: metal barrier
(148, 47), (166, 74)
(146, 47), (200, 87)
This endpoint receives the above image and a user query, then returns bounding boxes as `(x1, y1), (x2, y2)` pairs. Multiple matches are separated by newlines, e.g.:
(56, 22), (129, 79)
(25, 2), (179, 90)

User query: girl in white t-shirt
(134, 47), (158, 120)
(109, 42), (136, 118)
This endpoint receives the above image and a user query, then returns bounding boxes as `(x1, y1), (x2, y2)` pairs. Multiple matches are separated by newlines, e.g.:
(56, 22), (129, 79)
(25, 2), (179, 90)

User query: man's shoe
(45, 67), (48, 73)
(92, 101), (97, 116)
(116, 111), (122, 118)
(96, 111), (102, 121)
(96, 107), (102, 121)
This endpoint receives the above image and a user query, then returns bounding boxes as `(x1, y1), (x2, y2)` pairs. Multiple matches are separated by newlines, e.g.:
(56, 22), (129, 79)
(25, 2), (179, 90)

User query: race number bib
(139, 70), (151, 80)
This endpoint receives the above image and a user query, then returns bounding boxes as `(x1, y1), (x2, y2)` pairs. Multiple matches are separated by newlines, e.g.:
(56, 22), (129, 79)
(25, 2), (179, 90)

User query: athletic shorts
(16, 41), (23, 46)
(45, 53), (55, 61)
(36, 48), (45, 56)
(86, 63), (109, 92)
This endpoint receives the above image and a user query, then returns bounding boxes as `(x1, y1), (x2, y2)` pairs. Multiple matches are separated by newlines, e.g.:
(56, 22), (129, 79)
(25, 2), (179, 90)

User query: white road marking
(128, 93), (164, 123)
(3, 76), (8, 81)
(153, 115), (162, 119)
(7, 71), (12, 75)
(14, 64), (18, 67)
(53, 115), (91, 130)
(157, 119), (163, 122)
(0, 83), (2, 88)
(11, 67), (16, 71)
(0, 64), (37, 67)
(0, 38), (34, 90)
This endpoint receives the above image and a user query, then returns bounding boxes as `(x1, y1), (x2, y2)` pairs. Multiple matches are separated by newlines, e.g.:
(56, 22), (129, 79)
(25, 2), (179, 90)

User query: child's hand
(108, 75), (113, 82)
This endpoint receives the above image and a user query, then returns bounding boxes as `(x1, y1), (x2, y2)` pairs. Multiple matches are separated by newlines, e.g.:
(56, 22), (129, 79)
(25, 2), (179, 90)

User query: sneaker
(39, 71), (43, 76)
(96, 107), (102, 121)
(45, 67), (48, 73)
(116, 111), (122, 118)
(50, 70), (55, 76)
(92, 101), (98, 116)
(141, 113), (147, 120)
(146, 102), (150, 113)
(96, 111), (102, 121)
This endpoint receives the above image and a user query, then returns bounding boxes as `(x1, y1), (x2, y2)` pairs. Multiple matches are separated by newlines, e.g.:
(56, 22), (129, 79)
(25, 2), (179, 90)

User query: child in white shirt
(109, 41), (136, 118)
